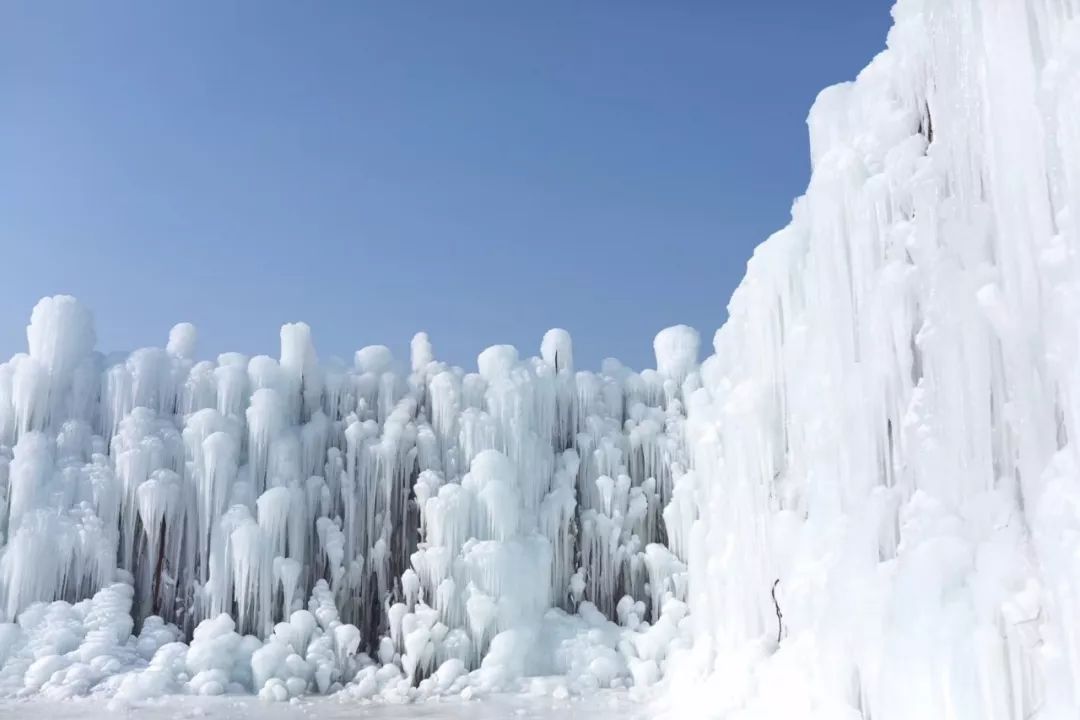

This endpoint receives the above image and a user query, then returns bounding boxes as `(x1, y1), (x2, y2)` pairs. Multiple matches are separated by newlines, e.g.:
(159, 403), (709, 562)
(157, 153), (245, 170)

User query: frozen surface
(0, 689), (654, 720)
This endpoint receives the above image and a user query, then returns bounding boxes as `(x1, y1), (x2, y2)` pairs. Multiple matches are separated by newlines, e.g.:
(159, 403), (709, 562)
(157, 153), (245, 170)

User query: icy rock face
(0, 296), (694, 699)
(680, 1), (1080, 718)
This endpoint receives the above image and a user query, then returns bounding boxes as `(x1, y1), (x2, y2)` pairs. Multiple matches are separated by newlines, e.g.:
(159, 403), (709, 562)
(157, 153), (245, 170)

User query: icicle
(0, 290), (699, 692)
(246, 389), (285, 494)
(411, 332), (434, 375)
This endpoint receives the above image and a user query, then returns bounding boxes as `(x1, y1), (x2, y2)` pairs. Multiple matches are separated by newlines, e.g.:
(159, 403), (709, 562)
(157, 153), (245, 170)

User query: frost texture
(0, 305), (692, 700)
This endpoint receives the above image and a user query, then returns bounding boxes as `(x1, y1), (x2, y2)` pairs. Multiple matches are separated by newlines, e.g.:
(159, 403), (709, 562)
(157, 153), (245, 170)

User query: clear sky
(1, 2), (892, 371)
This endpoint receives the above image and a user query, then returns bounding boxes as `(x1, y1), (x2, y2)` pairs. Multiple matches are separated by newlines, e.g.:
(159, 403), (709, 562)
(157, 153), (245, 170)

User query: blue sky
(1, 2), (892, 370)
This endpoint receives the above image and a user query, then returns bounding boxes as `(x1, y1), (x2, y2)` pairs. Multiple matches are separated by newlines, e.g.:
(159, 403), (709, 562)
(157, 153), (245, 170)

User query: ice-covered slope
(679, 0), (1080, 718)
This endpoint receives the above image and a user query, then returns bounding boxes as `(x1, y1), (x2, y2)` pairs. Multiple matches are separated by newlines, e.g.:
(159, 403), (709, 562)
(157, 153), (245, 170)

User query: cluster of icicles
(0, 295), (698, 697)
(673, 0), (1080, 718)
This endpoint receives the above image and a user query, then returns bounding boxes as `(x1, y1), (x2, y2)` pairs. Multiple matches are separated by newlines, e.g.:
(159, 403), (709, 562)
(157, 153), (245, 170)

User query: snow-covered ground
(0, 689), (654, 720)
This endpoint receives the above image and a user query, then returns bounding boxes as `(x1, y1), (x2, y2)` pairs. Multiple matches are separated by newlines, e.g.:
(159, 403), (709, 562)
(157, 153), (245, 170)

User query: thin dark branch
(771, 578), (783, 644)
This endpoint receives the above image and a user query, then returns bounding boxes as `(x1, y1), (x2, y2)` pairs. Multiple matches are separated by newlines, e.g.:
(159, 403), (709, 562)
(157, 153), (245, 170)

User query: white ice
(4, 1), (1080, 718)
(0, 296), (693, 705)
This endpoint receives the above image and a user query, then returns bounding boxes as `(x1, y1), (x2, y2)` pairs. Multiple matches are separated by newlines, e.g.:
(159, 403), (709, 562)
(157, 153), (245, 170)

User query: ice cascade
(677, 1), (1080, 718)
(0, 303), (693, 700)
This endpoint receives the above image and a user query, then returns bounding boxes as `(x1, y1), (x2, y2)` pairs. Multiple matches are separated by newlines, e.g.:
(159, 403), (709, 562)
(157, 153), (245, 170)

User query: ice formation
(673, 0), (1080, 718)
(4, 0), (1080, 717)
(0, 297), (693, 702)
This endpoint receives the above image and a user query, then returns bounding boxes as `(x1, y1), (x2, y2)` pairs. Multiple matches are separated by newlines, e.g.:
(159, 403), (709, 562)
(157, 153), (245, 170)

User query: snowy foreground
(0, 689), (654, 720)
(6, 0), (1080, 717)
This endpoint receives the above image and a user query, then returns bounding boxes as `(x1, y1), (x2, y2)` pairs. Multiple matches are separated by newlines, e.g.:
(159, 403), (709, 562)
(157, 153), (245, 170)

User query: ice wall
(0, 302), (694, 699)
(4, 0), (1075, 713)
(680, 1), (1080, 718)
